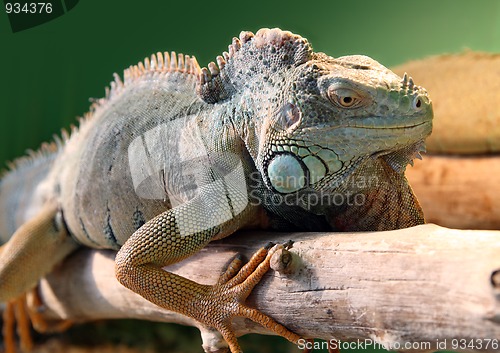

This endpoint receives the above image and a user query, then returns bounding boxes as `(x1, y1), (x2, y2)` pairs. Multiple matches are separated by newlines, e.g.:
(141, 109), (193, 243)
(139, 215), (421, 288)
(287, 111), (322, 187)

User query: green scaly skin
(0, 28), (432, 352)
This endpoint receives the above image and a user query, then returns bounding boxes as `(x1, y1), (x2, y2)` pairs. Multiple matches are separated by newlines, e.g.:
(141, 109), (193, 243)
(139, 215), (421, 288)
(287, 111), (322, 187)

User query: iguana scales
(0, 28), (432, 352)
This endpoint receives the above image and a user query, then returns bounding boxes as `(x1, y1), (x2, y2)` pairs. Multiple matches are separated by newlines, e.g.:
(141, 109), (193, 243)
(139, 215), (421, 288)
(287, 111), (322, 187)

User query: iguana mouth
(299, 118), (431, 133)
(341, 115), (432, 130)
(355, 120), (430, 130)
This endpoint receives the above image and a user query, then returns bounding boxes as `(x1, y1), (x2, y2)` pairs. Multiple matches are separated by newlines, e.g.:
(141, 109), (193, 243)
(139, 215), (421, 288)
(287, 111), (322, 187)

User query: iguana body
(0, 28), (432, 352)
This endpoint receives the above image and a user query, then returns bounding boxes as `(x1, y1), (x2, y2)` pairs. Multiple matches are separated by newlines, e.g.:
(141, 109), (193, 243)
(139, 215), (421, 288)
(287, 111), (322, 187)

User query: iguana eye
(328, 87), (363, 109)
(339, 96), (355, 107)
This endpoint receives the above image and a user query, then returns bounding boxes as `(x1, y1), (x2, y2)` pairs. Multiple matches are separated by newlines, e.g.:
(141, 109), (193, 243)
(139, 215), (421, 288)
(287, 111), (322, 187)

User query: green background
(2, 0), (500, 169)
(1, 0), (500, 352)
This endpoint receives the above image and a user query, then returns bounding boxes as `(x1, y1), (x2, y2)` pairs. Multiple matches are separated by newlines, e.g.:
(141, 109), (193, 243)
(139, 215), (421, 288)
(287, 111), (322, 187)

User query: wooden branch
(34, 224), (500, 353)
(406, 155), (500, 230)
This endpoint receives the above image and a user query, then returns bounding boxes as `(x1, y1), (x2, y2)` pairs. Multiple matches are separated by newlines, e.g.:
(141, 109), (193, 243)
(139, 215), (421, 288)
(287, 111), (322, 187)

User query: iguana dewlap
(0, 28), (432, 352)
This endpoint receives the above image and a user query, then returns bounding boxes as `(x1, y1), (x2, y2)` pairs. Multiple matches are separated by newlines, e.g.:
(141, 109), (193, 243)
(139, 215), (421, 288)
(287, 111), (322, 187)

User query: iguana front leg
(115, 197), (300, 353)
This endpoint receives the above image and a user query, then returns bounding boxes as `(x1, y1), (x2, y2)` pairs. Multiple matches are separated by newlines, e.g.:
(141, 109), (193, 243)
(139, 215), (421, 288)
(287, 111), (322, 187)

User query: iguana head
(198, 28), (433, 194)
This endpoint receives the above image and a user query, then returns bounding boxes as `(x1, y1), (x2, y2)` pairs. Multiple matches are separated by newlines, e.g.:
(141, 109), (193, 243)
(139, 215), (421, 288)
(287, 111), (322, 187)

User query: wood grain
(407, 155), (500, 230)
(34, 224), (500, 353)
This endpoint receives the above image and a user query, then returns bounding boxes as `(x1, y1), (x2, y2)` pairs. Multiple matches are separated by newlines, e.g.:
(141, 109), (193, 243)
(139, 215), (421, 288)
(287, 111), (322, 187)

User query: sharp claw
(264, 242), (275, 250)
(282, 240), (294, 249)
(234, 253), (244, 261)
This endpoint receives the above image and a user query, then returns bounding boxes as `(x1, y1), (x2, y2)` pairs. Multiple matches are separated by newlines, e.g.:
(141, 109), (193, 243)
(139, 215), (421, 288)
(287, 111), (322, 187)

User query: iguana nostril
(412, 95), (425, 110)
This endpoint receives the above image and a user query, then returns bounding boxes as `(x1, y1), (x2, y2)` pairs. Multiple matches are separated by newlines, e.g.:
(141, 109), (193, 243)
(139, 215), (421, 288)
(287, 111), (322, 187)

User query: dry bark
(33, 224), (500, 353)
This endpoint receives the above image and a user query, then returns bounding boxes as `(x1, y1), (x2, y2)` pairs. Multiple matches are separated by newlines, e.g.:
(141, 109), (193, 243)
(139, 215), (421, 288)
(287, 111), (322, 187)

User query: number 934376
(5, 2), (53, 14)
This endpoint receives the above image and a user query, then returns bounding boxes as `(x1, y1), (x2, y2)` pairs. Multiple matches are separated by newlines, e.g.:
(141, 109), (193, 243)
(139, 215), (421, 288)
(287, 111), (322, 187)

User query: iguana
(0, 28), (432, 353)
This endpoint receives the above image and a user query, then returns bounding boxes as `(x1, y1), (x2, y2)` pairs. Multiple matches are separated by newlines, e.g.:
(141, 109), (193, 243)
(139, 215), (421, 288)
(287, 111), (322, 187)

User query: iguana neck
(322, 157), (424, 231)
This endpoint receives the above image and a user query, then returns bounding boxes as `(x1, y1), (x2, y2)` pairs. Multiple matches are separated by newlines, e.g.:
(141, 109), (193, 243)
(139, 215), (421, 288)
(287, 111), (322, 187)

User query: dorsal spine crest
(197, 28), (313, 103)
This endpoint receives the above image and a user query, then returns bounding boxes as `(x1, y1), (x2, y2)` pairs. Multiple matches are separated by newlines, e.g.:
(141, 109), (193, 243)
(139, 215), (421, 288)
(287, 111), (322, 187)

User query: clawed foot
(1, 287), (72, 353)
(2, 295), (33, 353)
(196, 243), (301, 353)
(25, 286), (73, 334)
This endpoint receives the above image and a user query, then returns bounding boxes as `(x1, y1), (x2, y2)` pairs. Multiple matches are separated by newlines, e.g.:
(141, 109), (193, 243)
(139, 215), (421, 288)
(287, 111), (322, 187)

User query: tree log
(34, 224), (500, 353)
(406, 155), (500, 230)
